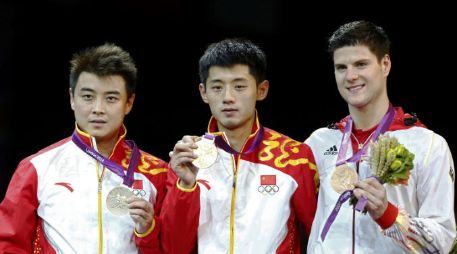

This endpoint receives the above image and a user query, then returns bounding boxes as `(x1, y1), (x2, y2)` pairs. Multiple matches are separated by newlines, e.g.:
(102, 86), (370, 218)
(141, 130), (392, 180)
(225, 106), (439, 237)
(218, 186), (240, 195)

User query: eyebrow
(208, 77), (248, 83)
(78, 87), (121, 95)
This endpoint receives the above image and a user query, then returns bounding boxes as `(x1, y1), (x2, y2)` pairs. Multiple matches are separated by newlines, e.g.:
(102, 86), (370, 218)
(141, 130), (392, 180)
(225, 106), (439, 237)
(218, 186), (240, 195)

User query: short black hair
(69, 43), (137, 97)
(328, 20), (391, 62)
(199, 38), (267, 85)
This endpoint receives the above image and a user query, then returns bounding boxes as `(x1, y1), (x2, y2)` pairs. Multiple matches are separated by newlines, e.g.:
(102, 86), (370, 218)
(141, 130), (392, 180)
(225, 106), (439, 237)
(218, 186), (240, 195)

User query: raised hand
(169, 135), (200, 189)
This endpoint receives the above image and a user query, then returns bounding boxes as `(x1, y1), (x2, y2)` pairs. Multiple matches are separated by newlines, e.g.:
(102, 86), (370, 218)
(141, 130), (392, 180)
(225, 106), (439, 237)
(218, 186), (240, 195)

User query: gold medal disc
(330, 164), (358, 194)
(192, 137), (218, 169)
(106, 186), (134, 215)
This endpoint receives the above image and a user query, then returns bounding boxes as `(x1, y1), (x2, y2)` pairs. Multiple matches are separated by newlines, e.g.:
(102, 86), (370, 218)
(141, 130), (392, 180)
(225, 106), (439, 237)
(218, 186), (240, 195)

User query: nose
(346, 66), (359, 81)
(223, 86), (235, 103)
(92, 97), (105, 114)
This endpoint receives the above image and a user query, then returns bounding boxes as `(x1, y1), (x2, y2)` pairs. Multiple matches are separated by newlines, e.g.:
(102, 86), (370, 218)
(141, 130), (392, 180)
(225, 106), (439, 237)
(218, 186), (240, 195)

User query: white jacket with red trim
(161, 117), (318, 254)
(306, 107), (456, 254)
(0, 127), (168, 254)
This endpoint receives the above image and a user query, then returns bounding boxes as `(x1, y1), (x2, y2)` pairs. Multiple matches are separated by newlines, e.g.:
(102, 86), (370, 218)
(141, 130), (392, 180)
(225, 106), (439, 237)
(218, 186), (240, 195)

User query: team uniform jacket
(306, 107), (456, 253)
(161, 116), (318, 254)
(0, 126), (168, 254)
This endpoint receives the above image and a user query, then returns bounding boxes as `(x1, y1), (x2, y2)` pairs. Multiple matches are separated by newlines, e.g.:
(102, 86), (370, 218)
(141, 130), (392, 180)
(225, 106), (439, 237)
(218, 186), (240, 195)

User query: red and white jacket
(161, 116), (318, 254)
(306, 107), (456, 253)
(0, 126), (168, 254)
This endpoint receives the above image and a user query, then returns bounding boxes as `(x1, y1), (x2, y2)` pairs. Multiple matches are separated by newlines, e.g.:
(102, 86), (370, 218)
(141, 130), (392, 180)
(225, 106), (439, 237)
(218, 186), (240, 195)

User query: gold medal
(106, 186), (134, 215)
(192, 136), (218, 169)
(330, 164), (358, 194)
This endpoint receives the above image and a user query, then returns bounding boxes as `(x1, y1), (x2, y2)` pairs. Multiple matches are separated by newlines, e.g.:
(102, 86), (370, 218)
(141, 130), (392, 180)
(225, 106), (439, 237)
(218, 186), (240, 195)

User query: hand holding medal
(192, 133), (218, 169)
(351, 135), (415, 212)
(169, 134), (218, 189)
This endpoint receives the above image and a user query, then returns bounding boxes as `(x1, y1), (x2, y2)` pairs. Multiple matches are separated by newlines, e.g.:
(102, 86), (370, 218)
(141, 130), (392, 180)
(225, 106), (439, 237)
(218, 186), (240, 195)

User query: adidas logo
(324, 145), (338, 155)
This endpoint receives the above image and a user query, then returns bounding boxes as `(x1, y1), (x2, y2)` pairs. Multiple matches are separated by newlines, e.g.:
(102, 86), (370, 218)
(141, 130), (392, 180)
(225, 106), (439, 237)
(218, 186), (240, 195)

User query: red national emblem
(260, 175), (276, 185)
(133, 179), (143, 189)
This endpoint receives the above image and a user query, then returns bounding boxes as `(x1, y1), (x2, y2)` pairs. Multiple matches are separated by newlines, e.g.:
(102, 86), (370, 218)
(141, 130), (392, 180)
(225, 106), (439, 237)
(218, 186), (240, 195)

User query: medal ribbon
(214, 125), (264, 155)
(336, 104), (396, 166)
(204, 133), (215, 140)
(321, 105), (396, 241)
(71, 131), (140, 187)
(320, 190), (353, 241)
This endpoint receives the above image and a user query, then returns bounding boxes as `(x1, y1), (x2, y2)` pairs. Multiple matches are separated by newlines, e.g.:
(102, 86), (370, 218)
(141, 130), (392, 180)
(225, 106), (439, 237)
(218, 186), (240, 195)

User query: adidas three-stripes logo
(324, 145), (338, 155)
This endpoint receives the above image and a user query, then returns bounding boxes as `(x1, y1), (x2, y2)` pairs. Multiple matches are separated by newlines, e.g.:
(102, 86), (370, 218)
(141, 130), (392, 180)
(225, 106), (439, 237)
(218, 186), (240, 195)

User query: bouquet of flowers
(351, 135), (415, 212)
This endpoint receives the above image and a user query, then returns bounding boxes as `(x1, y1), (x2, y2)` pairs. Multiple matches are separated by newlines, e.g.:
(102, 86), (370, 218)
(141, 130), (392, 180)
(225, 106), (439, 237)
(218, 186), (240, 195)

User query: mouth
(89, 120), (107, 126)
(221, 108), (237, 116)
(222, 108), (237, 113)
(346, 84), (365, 92)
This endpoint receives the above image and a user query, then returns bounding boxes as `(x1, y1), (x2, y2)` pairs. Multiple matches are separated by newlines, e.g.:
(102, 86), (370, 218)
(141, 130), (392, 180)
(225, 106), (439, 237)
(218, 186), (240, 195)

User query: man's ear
(381, 54), (391, 77)
(256, 80), (269, 101)
(69, 88), (75, 110)
(199, 83), (209, 104)
(124, 94), (135, 115)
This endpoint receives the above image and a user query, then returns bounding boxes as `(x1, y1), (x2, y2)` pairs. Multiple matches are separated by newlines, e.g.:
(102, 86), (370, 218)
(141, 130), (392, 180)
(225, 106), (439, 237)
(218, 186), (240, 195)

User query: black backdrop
(1, 1), (455, 219)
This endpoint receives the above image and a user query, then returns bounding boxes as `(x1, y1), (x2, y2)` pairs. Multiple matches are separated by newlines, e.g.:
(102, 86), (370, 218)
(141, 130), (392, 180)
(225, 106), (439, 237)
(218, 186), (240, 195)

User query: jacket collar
(74, 123), (128, 160)
(335, 106), (426, 133)
(206, 112), (262, 154)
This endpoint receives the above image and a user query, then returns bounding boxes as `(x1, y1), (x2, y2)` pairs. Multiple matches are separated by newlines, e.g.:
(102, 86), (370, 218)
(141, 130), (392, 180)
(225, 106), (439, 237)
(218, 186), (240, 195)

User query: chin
(86, 130), (105, 139)
(346, 97), (367, 107)
(220, 120), (239, 130)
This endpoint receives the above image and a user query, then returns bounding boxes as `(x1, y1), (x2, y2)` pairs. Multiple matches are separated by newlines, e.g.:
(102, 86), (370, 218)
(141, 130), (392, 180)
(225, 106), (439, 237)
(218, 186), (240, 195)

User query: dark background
(1, 0), (455, 216)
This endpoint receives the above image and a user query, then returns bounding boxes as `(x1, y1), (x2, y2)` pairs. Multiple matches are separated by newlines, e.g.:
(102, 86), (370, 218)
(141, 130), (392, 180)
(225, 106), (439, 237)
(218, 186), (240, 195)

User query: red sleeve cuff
(375, 202), (399, 229)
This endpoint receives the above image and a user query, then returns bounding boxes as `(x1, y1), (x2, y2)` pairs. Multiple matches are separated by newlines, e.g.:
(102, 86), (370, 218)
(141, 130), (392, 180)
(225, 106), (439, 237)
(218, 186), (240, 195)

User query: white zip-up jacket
(161, 116), (318, 254)
(0, 126), (168, 253)
(306, 107), (455, 254)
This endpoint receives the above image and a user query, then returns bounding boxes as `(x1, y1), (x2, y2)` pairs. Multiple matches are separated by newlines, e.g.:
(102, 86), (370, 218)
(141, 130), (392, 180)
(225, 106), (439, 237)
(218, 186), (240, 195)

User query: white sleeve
(383, 132), (456, 253)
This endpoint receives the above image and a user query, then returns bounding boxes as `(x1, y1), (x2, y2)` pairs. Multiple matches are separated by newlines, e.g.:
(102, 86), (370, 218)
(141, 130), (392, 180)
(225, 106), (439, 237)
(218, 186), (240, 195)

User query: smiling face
(199, 64), (268, 133)
(333, 45), (391, 111)
(70, 71), (134, 145)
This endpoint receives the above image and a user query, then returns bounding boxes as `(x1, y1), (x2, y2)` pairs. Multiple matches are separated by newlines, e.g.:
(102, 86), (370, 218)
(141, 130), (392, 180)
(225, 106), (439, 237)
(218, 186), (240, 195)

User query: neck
(218, 119), (255, 153)
(94, 136), (118, 158)
(349, 98), (390, 131)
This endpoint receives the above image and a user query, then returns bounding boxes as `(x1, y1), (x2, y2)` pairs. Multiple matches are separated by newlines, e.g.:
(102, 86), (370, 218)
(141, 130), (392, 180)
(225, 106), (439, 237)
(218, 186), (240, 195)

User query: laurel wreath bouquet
(350, 135), (415, 212)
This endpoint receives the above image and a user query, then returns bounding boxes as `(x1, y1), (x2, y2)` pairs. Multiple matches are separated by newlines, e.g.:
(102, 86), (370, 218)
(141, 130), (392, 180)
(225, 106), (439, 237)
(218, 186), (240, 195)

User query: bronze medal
(106, 186), (134, 215)
(330, 164), (358, 194)
(192, 136), (218, 169)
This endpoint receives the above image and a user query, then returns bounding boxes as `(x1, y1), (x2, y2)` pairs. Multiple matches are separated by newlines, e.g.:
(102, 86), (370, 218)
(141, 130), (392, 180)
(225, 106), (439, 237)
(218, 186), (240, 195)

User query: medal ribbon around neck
(321, 104), (396, 241)
(336, 104), (396, 166)
(214, 125), (264, 155)
(71, 131), (140, 187)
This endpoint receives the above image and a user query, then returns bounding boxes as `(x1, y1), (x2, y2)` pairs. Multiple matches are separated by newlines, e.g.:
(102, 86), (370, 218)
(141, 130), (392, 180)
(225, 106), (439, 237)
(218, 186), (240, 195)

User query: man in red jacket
(0, 43), (167, 253)
(161, 38), (318, 253)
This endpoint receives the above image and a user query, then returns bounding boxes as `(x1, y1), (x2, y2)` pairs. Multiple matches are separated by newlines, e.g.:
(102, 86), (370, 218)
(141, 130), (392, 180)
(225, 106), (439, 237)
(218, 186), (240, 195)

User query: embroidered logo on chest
(258, 175), (279, 195)
(324, 145), (338, 155)
(132, 179), (146, 197)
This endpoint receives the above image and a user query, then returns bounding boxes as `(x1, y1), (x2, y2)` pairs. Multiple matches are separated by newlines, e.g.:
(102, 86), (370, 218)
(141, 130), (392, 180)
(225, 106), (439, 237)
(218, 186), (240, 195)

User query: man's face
(70, 72), (134, 144)
(199, 64), (268, 133)
(333, 45), (390, 110)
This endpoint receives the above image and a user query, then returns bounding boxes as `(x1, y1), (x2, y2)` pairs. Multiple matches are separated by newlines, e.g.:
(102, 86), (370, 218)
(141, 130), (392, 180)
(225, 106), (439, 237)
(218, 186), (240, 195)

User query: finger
(363, 177), (382, 187)
(174, 142), (198, 153)
(354, 179), (382, 194)
(352, 187), (386, 214)
(182, 135), (200, 144)
(128, 199), (153, 215)
(129, 207), (152, 218)
(171, 152), (199, 169)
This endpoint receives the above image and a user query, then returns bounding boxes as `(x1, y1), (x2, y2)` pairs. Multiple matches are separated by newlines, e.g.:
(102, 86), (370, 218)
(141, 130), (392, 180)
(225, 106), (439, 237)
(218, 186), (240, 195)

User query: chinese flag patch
(133, 179), (143, 189)
(261, 175), (276, 185)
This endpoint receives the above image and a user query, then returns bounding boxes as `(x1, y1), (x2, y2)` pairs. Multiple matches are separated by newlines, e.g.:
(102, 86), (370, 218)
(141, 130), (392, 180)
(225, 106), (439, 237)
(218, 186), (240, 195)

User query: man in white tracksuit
(306, 20), (455, 253)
